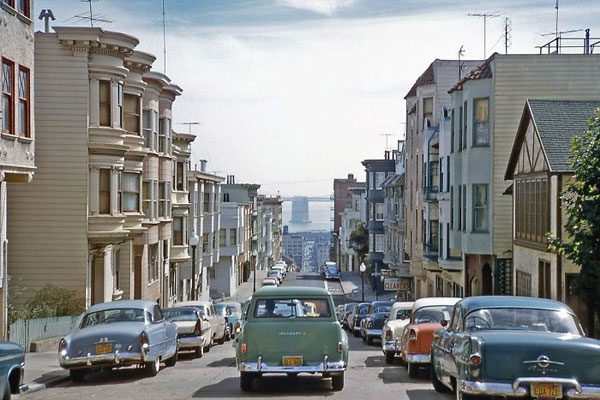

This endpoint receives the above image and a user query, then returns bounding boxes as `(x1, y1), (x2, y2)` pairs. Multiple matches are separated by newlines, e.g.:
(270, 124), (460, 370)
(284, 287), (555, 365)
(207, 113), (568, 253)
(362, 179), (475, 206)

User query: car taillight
(408, 329), (417, 341)
(337, 341), (343, 352)
(469, 354), (481, 366)
(367, 321), (373, 329)
(58, 338), (67, 353)
(241, 343), (247, 353)
(385, 329), (393, 340)
(194, 319), (202, 335)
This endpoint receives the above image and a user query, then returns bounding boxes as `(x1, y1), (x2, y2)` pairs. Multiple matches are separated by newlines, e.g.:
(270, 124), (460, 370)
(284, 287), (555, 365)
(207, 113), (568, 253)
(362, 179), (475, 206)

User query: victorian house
(1, 0), (36, 338)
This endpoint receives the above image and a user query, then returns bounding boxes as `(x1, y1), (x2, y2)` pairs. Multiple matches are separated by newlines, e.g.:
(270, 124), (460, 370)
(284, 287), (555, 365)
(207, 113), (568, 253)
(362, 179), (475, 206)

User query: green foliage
(9, 284), (85, 322)
(548, 108), (600, 312)
(348, 222), (369, 262)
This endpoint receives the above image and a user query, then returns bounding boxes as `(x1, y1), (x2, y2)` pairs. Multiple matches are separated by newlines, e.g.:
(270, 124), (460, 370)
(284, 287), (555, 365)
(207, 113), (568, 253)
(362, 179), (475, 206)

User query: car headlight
(367, 321), (373, 329)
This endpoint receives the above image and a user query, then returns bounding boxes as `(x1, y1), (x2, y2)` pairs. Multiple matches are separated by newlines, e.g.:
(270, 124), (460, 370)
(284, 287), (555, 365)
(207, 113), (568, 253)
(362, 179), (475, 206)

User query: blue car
(325, 265), (341, 281)
(0, 341), (26, 398)
(58, 300), (178, 381)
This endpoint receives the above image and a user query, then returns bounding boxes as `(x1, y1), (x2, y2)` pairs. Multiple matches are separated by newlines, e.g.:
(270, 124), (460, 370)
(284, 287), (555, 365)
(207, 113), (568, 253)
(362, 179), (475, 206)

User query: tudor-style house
(1, 0), (36, 338)
(505, 99), (600, 335)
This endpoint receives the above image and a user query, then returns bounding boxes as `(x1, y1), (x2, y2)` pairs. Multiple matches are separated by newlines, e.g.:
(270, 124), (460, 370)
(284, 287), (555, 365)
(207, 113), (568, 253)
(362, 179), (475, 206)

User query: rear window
(164, 308), (197, 321)
(254, 298), (332, 318)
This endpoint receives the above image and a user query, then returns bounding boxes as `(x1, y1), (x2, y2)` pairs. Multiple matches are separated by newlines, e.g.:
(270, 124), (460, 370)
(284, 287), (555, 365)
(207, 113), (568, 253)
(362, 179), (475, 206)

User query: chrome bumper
(366, 329), (382, 337)
(460, 377), (600, 399)
(383, 340), (401, 353)
(238, 357), (346, 374)
(178, 335), (204, 349)
(405, 353), (430, 364)
(353, 325), (361, 331)
(59, 351), (146, 368)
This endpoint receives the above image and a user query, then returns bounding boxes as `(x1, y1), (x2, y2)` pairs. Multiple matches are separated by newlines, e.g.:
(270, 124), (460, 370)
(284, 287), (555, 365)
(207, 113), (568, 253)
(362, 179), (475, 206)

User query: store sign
(384, 278), (410, 291)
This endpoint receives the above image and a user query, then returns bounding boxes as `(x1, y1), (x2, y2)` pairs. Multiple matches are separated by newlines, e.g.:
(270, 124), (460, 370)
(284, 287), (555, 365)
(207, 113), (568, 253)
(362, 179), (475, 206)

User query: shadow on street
(192, 375), (335, 398)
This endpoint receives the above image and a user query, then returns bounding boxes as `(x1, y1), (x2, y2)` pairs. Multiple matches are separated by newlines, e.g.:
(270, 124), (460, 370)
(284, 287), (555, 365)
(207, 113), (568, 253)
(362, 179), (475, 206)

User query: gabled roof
(448, 53), (495, 94)
(404, 61), (436, 99)
(505, 99), (600, 180)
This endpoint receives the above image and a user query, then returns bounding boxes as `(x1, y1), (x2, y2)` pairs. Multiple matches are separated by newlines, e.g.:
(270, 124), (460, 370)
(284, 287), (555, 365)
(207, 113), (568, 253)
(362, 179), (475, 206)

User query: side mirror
(440, 319), (448, 327)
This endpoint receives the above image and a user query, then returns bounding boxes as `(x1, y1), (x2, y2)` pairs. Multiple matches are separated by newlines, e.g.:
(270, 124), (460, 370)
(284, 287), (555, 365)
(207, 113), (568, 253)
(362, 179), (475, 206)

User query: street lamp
(189, 234), (200, 300)
(359, 262), (366, 302)
(252, 250), (258, 293)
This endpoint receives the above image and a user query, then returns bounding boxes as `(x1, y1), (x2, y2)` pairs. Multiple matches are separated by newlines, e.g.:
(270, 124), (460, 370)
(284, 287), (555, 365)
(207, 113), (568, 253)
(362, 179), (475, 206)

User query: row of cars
(261, 262), (289, 287)
(340, 295), (600, 399)
(56, 298), (243, 382)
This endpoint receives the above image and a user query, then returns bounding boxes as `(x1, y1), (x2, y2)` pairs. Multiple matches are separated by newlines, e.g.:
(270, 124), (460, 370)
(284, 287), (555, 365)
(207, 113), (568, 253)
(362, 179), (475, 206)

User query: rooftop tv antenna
(68, 0), (112, 27)
(468, 12), (500, 58)
(504, 17), (512, 54)
(162, 0), (167, 74)
(176, 122), (200, 135)
(380, 133), (398, 151)
(457, 45), (465, 80)
(38, 9), (55, 33)
(555, 0), (559, 40)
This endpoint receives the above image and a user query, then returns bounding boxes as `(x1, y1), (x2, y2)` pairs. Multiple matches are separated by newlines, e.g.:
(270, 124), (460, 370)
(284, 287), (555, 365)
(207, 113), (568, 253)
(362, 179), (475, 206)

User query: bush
(10, 284), (85, 322)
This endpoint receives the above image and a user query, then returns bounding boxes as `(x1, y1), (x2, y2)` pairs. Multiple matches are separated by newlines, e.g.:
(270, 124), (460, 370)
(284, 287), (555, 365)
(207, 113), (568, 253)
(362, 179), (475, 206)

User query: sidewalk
(224, 269), (268, 302)
(340, 272), (395, 302)
(23, 351), (70, 394)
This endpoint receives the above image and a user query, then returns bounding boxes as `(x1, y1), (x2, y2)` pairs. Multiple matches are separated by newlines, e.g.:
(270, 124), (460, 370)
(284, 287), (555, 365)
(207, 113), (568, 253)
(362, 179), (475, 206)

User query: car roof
(177, 301), (211, 307)
(254, 286), (330, 297)
(413, 297), (461, 310)
(371, 301), (393, 306)
(459, 296), (575, 314)
(391, 302), (414, 310)
(87, 300), (156, 313)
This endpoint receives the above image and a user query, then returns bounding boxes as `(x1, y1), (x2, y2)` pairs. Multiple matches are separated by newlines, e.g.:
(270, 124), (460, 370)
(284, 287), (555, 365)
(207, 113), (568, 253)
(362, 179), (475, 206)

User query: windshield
(254, 298), (331, 318)
(81, 308), (147, 328)
(413, 305), (453, 324)
(164, 308), (197, 322)
(358, 305), (369, 314)
(395, 309), (410, 320)
(371, 303), (392, 313)
(327, 266), (339, 274)
(464, 308), (582, 334)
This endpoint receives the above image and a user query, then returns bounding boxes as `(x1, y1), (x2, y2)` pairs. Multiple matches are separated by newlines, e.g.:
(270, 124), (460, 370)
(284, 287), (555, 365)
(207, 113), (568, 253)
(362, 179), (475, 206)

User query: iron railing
(423, 186), (438, 202)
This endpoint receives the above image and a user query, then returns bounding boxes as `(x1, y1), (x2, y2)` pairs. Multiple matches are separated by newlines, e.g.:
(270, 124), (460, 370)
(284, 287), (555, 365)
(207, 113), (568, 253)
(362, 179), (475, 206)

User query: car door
(146, 305), (167, 358)
(214, 305), (225, 337)
(445, 306), (466, 378)
(435, 304), (459, 379)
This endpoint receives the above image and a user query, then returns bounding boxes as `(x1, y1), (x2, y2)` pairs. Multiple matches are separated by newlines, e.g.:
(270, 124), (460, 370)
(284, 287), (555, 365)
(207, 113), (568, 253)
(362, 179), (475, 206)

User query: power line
(468, 12), (500, 58)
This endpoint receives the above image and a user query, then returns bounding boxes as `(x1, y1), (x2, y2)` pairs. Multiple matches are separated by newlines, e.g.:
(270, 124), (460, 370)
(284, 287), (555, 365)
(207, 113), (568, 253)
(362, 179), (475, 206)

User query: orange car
(401, 297), (459, 378)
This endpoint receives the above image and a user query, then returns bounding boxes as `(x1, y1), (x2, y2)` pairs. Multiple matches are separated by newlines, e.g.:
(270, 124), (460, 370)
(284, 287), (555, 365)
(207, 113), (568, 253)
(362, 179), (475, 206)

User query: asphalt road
(23, 271), (452, 400)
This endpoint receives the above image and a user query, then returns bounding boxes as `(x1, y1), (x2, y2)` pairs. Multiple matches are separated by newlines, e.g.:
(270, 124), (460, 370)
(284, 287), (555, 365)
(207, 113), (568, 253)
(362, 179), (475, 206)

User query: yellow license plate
(531, 382), (562, 399)
(282, 356), (303, 366)
(95, 343), (113, 355)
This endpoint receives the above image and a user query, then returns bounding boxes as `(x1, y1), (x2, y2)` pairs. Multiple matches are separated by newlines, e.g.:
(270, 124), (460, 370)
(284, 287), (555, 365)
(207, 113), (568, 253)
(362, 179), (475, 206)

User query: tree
(548, 108), (600, 334)
(9, 284), (85, 322)
(348, 222), (369, 263)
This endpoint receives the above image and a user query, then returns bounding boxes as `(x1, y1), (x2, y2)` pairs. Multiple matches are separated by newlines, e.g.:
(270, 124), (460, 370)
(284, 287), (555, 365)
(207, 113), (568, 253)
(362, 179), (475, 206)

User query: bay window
(159, 181), (171, 218)
(423, 97), (433, 127)
(173, 217), (183, 245)
(121, 173), (140, 212)
(219, 229), (226, 246)
(123, 94), (140, 134)
(148, 243), (159, 282)
(176, 161), (184, 191)
(117, 83), (123, 128)
(472, 184), (488, 232)
(202, 233), (209, 253)
(159, 118), (172, 154)
(473, 98), (489, 146)
(375, 203), (384, 221)
(99, 80), (111, 127)
(203, 193), (210, 212)
(230, 228), (237, 246)
(1, 59), (14, 134)
(462, 101), (468, 149)
(99, 169), (111, 214)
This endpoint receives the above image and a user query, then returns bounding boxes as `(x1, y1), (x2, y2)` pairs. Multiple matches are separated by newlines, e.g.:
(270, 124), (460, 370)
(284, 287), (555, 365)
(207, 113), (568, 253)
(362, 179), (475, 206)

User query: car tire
(165, 351), (178, 367)
(240, 372), (254, 392)
(331, 372), (344, 391)
(367, 336), (374, 346)
(385, 352), (395, 364)
(407, 362), (419, 379)
(205, 336), (213, 353)
(431, 355), (450, 393)
(195, 344), (204, 358)
(69, 369), (86, 382)
(353, 330), (359, 338)
(145, 357), (160, 377)
(217, 332), (225, 345)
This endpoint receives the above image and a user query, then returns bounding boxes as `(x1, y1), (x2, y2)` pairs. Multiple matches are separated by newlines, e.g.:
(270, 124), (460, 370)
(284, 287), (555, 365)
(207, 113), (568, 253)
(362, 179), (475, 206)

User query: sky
(35, 0), (600, 196)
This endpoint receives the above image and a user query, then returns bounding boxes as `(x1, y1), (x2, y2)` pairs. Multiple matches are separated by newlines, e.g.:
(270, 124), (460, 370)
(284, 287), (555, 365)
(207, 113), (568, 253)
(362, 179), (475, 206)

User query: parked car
(400, 297), (460, 378)
(267, 269), (283, 284)
(325, 265), (341, 281)
(177, 300), (227, 345)
(163, 307), (210, 357)
(360, 301), (393, 345)
(381, 301), (413, 364)
(215, 302), (243, 341)
(235, 286), (349, 392)
(341, 303), (358, 329)
(431, 296), (599, 400)
(350, 302), (371, 337)
(262, 277), (278, 287)
(0, 341), (26, 399)
(271, 265), (286, 278)
(58, 300), (178, 381)
(336, 304), (345, 322)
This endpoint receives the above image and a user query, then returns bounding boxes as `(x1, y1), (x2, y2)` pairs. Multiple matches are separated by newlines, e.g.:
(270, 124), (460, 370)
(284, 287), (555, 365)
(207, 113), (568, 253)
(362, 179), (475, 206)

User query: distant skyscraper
(291, 196), (310, 223)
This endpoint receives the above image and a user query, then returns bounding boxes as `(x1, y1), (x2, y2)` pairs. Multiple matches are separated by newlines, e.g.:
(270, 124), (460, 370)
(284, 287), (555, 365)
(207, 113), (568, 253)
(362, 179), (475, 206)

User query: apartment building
(262, 196), (283, 263)
(362, 152), (395, 293)
(332, 174), (364, 266)
(404, 59), (481, 298)
(212, 202), (243, 298)
(339, 187), (365, 272)
(448, 52), (600, 297)
(505, 100), (600, 334)
(1, 0), (36, 338)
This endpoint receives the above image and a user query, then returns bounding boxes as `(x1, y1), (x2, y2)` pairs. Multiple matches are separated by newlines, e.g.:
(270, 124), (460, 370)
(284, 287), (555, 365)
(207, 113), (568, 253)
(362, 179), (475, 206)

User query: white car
(381, 301), (413, 364)
(271, 265), (286, 278)
(176, 301), (227, 346)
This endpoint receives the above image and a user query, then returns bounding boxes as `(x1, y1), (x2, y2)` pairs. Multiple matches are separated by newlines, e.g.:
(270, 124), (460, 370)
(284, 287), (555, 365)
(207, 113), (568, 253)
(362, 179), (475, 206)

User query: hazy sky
(36, 0), (600, 196)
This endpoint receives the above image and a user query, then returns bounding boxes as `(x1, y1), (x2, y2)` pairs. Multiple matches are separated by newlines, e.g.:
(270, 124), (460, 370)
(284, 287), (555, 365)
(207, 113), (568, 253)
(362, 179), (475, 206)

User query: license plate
(95, 343), (113, 355)
(282, 356), (303, 366)
(531, 382), (562, 399)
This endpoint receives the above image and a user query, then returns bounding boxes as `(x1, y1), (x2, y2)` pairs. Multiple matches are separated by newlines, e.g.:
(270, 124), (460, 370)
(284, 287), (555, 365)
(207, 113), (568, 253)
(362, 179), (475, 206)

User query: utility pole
(162, 0), (167, 74)
(555, 0), (559, 41)
(504, 17), (512, 54)
(468, 12), (500, 58)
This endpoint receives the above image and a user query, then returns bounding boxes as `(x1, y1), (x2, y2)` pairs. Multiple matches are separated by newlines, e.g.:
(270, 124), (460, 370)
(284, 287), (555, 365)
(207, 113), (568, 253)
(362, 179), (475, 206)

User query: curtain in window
(474, 98), (489, 145)
(121, 173), (139, 212)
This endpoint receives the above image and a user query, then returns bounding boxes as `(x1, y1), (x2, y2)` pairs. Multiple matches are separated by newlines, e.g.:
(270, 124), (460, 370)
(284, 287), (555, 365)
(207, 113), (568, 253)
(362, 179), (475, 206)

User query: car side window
(450, 306), (462, 332)
(153, 306), (164, 322)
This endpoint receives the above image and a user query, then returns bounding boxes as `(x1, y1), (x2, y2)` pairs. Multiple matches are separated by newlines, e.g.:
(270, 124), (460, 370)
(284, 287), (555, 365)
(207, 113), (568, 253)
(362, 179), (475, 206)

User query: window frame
(462, 185), (466, 232)
(230, 228), (237, 246)
(450, 108), (455, 153)
(120, 172), (140, 213)
(457, 105), (463, 152)
(173, 216), (184, 246)
(472, 184), (488, 232)
(148, 243), (159, 283)
(98, 169), (111, 215)
(99, 80), (112, 127)
(1, 58), (15, 135)
(17, 66), (29, 137)
(472, 97), (490, 147)
(123, 93), (141, 135)
(462, 101), (468, 149)
(375, 202), (384, 221)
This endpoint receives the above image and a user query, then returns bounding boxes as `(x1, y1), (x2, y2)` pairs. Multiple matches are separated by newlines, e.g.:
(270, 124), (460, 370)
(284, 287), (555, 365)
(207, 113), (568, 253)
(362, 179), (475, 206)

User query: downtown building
(332, 174), (364, 270)
(0, 0), (36, 338)
(339, 187), (365, 272)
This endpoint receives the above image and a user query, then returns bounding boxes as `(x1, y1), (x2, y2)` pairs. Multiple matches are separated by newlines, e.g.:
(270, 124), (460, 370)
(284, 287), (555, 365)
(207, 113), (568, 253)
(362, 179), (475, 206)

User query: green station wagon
(235, 286), (349, 392)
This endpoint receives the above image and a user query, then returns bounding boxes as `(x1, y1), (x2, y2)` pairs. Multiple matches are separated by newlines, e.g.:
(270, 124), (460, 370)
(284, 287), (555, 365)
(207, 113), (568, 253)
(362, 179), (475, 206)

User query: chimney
(199, 159), (207, 172)
(585, 28), (591, 54)
(384, 150), (390, 160)
(348, 173), (354, 181)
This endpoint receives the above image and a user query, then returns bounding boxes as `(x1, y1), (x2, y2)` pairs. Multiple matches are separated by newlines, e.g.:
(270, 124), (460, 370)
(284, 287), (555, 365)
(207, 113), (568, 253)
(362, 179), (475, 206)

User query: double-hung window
(99, 80), (111, 127)
(173, 216), (184, 245)
(121, 173), (140, 212)
(142, 180), (153, 220)
(17, 0), (30, 17)
(457, 106), (463, 151)
(376, 172), (385, 189)
(473, 98), (489, 146)
(159, 117), (171, 153)
(99, 169), (111, 214)
(148, 244), (158, 282)
(123, 94), (140, 134)
(230, 228), (237, 246)
(219, 229), (226, 246)
(462, 101), (468, 149)
(375, 234), (385, 253)
(450, 108), (455, 152)
(176, 162), (184, 191)
(202, 233), (209, 253)
(203, 193), (210, 212)
(375, 203), (384, 221)
(117, 83), (123, 128)
(142, 110), (158, 150)
(1, 59), (14, 134)
(423, 97), (433, 128)
(462, 185), (467, 232)
(17, 67), (29, 137)
(159, 181), (171, 218)
(472, 184), (488, 232)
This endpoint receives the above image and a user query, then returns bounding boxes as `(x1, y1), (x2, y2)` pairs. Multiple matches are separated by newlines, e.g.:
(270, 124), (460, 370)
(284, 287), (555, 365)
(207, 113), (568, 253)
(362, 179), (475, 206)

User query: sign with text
(384, 278), (411, 291)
